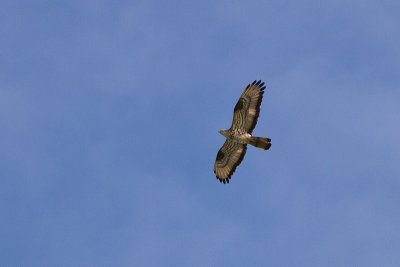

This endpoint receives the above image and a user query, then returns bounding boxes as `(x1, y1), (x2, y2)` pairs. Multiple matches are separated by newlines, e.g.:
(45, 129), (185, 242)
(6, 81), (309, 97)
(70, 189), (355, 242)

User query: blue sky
(1, 0), (400, 266)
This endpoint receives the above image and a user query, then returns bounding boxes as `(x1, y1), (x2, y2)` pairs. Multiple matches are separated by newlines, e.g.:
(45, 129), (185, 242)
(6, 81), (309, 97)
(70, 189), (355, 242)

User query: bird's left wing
(231, 80), (266, 134)
(214, 140), (247, 184)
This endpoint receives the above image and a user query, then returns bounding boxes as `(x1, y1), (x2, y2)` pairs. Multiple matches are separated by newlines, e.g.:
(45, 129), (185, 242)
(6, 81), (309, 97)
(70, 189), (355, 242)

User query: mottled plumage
(214, 80), (271, 184)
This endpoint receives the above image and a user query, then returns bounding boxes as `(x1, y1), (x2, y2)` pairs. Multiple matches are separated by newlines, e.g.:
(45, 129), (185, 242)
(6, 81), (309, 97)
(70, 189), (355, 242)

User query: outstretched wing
(231, 80), (266, 134)
(214, 140), (247, 184)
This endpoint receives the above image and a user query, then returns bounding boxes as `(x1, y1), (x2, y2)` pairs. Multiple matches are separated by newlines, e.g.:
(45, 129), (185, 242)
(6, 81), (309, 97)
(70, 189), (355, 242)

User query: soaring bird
(214, 80), (271, 184)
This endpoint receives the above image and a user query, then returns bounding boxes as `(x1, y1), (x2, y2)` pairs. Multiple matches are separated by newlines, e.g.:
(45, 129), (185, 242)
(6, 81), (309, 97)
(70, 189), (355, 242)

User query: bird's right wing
(214, 140), (247, 184)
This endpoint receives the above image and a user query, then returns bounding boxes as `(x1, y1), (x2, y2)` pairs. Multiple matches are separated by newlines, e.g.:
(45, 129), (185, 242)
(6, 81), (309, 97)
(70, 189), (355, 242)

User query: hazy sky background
(1, 1), (400, 266)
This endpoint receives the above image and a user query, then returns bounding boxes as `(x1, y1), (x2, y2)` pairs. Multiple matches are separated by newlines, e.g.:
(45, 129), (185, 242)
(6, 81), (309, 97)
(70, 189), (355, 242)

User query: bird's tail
(249, 137), (271, 150)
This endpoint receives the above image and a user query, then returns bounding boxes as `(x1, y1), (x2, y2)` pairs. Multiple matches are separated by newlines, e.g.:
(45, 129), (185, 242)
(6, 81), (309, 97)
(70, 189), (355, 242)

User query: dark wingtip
(256, 80), (261, 85)
(252, 80), (256, 85)
(259, 82), (265, 87)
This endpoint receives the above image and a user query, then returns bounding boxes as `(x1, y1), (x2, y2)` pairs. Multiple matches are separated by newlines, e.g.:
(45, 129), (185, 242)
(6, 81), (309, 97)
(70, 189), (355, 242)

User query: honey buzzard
(214, 80), (271, 184)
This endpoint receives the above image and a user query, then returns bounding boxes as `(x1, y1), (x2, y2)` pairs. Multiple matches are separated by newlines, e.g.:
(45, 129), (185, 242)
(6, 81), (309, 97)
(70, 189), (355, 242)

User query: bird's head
(218, 129), (229, 138)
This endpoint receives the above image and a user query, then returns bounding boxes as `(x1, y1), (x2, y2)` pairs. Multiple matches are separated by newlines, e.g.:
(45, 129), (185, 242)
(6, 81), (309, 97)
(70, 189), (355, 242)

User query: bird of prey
(214, 80), (271, 184)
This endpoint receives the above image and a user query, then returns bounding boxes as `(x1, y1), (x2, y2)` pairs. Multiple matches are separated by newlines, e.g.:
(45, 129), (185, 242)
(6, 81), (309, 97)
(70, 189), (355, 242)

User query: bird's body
(219, 129), (251, 144)
(214, 80), (271, 184)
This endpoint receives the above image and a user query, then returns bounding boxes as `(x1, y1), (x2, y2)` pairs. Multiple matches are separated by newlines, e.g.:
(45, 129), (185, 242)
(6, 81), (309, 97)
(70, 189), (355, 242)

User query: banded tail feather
(249, 137), (271, 150)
